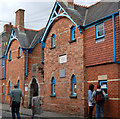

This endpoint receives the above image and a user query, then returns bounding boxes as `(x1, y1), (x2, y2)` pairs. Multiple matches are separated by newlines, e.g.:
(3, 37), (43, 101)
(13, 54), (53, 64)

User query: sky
(0, 0), (101, 33)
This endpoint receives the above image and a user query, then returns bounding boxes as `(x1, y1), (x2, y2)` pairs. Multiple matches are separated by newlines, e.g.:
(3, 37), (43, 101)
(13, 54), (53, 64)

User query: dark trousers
(12, 101), (21, 119)
(89, 106), (94, 119)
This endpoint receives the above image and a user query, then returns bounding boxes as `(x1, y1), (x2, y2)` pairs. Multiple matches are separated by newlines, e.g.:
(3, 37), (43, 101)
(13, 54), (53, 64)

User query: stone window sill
(8, 59), (11, 62)
(49, 94), (56, 97)
(50, 46), (56, 50)
(69, 39), (76, 44)
(69, 95), (77, 98)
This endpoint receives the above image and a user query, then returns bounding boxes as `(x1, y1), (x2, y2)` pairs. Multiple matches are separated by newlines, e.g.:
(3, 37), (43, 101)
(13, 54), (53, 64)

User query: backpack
(95, 90), (105, 104)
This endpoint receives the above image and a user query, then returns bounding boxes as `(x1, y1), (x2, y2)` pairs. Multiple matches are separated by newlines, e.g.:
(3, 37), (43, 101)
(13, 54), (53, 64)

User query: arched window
(18, 47), (21, 57)
(8, 81), (11, 94)
(9, 51), (12, 61)
(18, 80), (20, 89)
(71, 26), (76, 41)
(2, 58), (4, 66)
(51, 34), (55, 48)
(72, 75), (77, 96)
(52, 77), (55, 96)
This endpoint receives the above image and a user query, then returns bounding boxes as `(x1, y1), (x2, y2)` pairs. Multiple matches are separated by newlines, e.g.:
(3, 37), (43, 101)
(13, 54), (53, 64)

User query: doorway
(28, 78), (39, 107)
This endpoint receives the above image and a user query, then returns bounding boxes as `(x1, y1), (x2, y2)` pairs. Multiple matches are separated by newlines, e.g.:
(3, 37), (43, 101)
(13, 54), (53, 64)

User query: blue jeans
(12, 101), (21, 119)
(95, 103), (104, 119)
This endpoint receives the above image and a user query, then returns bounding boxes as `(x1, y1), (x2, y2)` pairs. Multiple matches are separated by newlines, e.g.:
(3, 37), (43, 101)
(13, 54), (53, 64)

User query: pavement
(0, 103), (83, 118)
(0, 103), (117, 119)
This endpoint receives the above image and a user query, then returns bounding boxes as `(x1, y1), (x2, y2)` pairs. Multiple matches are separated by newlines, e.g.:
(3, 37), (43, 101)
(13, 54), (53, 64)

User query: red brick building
(0, 9), (45, 107)
(40, 0), (120, 118)
(0, 0), (120, 118)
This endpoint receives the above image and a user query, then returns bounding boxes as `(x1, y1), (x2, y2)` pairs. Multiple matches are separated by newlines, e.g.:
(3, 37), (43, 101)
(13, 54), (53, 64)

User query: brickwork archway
(28, 77), (40, 107)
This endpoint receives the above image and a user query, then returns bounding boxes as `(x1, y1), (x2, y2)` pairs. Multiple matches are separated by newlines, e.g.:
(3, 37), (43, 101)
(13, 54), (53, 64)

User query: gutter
(112, 12), (120, 64)
(84, 11), (119, 29)
(41, 41), (45, 64)
(26, 50), (29, 77)
(4, 55), (7, 100)
(112, 14), (116, 62)
(4, 55), (7, 80)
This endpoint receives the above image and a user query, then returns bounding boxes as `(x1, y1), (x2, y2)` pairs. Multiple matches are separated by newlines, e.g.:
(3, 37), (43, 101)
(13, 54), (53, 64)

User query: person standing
(10, 84), (24, 119)
(31, 95), (43, 119)
(92, 84), (106, 119)
(88, 84), (94, 119)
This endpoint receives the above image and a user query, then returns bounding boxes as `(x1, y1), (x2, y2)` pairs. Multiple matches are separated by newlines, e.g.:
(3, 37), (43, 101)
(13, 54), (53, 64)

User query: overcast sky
(0, 0), (101, 33)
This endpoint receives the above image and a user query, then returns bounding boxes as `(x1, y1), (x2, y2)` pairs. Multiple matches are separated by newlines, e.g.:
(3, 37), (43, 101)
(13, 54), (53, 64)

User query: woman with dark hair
(88, 84), (94, 119)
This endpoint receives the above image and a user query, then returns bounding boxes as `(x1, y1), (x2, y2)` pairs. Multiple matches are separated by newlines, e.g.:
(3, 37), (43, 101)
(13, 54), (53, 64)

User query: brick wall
(86, 63), (120, 118)
(28, 43), (43, 73)
(115, 16), (120, 61)
(43, 17), (86, 116)
(24, 43), (44, 107)
(5, 39), (25, 104)
(85, 16), (119, 66)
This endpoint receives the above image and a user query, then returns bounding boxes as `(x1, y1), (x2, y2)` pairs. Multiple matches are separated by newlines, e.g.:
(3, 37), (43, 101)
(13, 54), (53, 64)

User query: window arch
(52, 77), (55, 96)
(51, 34), (55, 47)
(71, 26), (76, 41)
(71, 75), (77, 96)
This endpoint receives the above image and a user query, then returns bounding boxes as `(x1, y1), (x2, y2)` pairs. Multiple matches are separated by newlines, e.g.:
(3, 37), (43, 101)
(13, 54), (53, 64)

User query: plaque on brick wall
(59, 69), (65, 78)
(59, 54), (67, 64)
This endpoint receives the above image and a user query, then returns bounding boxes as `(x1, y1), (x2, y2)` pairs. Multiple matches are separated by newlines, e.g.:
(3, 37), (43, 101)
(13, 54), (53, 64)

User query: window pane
(10, 51), (12, 60)
(71, 26), (75, 41)
(73, 30), (75, 39)
(99, 81), (108, 95)
(2, 59), (4, 66)
(52, 78), (55, 95)
(98, 30), (103, 37)
(74, 83), (77, 94)
(52, 34), (55, 47)
(101, 82), (107, 88)
(19, 48), (21, 56)
(98, 24), (103, 31)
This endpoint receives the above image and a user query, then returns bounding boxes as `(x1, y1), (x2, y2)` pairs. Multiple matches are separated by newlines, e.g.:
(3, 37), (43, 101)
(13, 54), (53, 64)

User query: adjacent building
(0, 9), (45, 107)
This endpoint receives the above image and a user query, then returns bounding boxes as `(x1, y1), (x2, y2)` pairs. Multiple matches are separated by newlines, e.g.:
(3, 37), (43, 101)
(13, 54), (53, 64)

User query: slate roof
(13, 27), (45, 48)
(85, 1), (119, 25)
(59, 1), (119, 26)
(0, 27), (45, 57)
(29, 28), (45, 48)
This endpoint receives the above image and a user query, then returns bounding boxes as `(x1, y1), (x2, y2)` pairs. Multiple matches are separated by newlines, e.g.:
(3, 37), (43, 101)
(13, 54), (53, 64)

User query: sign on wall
(59, 54), (67, 64)
(59, 69), (65, 78)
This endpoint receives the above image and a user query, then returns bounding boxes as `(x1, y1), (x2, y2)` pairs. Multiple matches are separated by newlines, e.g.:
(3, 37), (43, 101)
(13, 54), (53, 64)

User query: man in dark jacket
(10, 84), (24, 119)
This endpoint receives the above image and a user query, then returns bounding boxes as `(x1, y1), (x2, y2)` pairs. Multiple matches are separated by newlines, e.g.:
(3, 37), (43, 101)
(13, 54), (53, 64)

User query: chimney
(15, 9), (25, 32)
(57, 0), (74, 9)
(4, 22), (13, 34)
